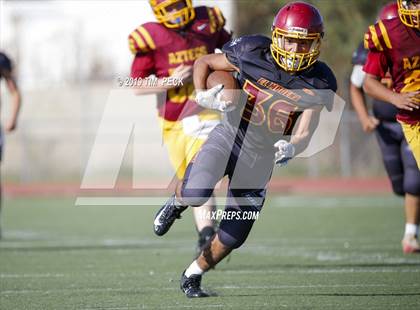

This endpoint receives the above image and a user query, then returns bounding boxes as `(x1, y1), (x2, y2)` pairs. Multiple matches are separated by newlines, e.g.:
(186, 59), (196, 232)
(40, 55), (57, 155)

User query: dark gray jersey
(221, 35), (337, 150)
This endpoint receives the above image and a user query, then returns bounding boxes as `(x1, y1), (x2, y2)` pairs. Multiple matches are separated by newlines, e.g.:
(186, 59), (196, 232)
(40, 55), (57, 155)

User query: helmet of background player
(149, 0), (195, 29)
(271, 1), (324, 72)
(397, 0), (420, 28)
(377, 2), (399, 21)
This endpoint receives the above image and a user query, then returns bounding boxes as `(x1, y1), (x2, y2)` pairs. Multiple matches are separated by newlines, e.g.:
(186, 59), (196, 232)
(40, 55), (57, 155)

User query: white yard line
(1, 283), (418, 295)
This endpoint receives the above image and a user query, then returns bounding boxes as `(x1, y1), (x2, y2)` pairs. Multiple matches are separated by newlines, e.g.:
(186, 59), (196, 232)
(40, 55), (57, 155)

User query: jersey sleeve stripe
(129, 31), (148, 53)
(363, 33), (370, 49)
(206, 7), (217, 33)
(128, 38), (138, 54)
(138, 26), (156, 50)
(213, 6), (225, 29)
(378, 21), (392, 49)
(369, 25), (383, 51)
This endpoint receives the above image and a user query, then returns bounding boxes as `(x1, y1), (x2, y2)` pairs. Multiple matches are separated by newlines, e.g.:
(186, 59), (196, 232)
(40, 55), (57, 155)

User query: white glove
(274, 140), (295, 167)
(195, 84), (235, 112)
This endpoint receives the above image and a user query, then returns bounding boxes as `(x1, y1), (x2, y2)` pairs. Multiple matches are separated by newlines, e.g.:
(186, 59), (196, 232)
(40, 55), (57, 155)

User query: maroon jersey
(128, 6), (231, 122)
(363, 17), (420, 124)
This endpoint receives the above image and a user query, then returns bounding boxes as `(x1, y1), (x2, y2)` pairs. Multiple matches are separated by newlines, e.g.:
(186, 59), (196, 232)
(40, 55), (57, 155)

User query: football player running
(0, 52), (21, 239)
(128, 0), (231, 251)
(153, 2), (337, 297)
(363, 0), (420, 253)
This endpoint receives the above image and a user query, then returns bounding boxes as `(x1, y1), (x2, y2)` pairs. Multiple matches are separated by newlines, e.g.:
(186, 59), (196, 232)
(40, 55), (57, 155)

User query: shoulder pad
(222, 35), (270, 68)
(364, 19), (394, 52)
(195, 6), (226, 33)
(223, 35), (270, 55)
(310, 61), (338, 92)
(128, 22), (161, 55)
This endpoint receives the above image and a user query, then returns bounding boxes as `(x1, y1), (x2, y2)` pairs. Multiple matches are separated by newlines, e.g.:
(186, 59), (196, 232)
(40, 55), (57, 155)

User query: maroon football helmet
(271, 1), (324, 72)
(377, 2), (399, 21)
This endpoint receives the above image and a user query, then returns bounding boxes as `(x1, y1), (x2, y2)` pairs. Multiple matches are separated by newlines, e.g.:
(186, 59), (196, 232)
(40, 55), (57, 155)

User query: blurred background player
(0, 51), (22, 239)
(153, 2), (337, 297)
(127, 0), (232, 251)
(363, 0), (420, 253)
(350, 2), (420, 254)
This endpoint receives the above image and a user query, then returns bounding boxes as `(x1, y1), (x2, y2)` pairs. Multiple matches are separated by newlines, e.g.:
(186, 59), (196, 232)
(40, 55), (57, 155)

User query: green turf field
(1, 195), (420, 309)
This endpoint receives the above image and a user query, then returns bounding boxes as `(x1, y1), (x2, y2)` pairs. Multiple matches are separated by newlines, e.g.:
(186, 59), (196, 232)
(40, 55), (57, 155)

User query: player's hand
(361, 116), (379, 133)
(274, 140), (295, 167)
(170, 64), (193, 84)
(195, 84), (235, 112)
(390, 91), (420, 111)
(5, 120), (17, 132)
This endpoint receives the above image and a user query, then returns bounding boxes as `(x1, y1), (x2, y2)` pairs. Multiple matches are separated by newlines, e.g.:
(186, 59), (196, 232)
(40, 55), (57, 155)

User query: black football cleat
(153, 195), (187, 236)
(180, 270), (209, 298)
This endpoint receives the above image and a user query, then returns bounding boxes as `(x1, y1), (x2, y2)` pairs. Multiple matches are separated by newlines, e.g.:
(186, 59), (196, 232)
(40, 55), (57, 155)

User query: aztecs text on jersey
(128, 6), (231, 122)
(222, 35), (337, 150)
(364, 17), (420, 124)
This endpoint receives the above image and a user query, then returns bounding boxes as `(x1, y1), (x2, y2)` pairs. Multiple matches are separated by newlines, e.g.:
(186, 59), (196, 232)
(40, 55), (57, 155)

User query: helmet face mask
(398, 0), (420, 28)
(270, 2), (324, 72)
(149, 0), (195, 29)
(271, 27), (321, 72)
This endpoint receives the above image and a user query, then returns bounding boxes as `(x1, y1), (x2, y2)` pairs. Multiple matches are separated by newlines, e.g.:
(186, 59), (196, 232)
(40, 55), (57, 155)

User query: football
(206, 70), (239, 103)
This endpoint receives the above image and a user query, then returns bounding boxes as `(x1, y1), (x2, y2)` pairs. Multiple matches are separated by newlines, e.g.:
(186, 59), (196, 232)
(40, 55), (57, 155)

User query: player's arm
(290, 107), (321, 155)
(363, 74), (419, 111)
(349, 65), (378, 132)
(274, 107), (321, 167)
(362, 51), (419, 111)
(2, 68), (21, 132)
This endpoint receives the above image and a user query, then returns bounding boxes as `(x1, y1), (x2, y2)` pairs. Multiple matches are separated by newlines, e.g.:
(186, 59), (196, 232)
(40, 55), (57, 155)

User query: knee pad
(180, 188), (213, 207)
(402, 144), (420, 196)
(404, 171), (420, 196)
(217, 216), (255, 249)
(217, 229), (242, 249)
(390, 176), (405, 196)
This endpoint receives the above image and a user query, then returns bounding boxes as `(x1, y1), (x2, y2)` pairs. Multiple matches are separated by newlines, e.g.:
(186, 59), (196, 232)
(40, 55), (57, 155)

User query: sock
(185, 260), (204, 278)
(404, 223), (418, 237)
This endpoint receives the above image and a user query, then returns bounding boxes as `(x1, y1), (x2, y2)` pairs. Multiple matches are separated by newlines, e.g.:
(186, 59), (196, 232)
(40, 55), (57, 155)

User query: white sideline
(2, 283), (418, 295)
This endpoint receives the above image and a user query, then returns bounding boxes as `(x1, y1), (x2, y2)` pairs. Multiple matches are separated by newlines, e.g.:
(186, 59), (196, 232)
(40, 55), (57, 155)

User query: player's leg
(181, 187), (266, 298)
(180, 233), (231, 298)
(0, 172), (2, 240)
(401, 136), (420, 253)
(400, 122), (420, 170)
(154, 125), (229, 236)
(180, 151), (272, 298)
(192, 202), (215, 251)
(153, 119), (188, 236)
(184, 119), (219, 252)
(0, 133), (3, 240)
(375, 122), (419, 253)
(375, 122), (405, 196)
